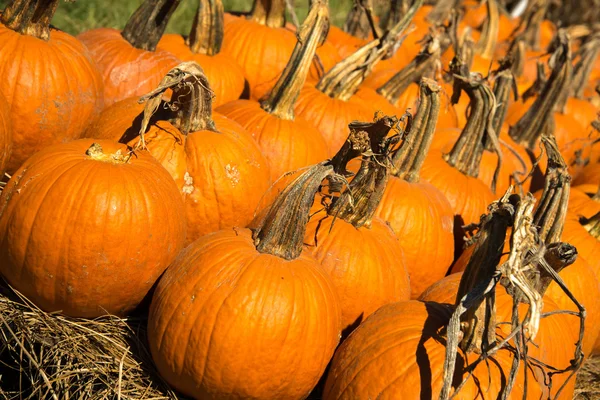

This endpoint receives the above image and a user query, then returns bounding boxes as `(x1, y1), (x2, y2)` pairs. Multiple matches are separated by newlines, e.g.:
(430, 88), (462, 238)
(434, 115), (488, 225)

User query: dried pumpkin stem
(260, 1), (329, 120)
(383, 0), (412, 31)
(343, 0), (380, 40)
(316, 0), (423, 101)
(593, 185), (600, 202)
(85, 143), (132, 165)
(327, 116), (400, 228)
(137, 62), (216, 146)
(502, 37), (527, 78)
(121, 0), (181, 51)
(1, 0), (59, 40)
(377, 31), (450, 105)
(474, 0), (499, 60)
(532, 135), (570, 244)
(513, 0), (550, 51)
(250, 0), (286, 28)
(490, 70), (518, 141)
(582, 211), (600, 239)
(391, 78), (441, 182)
(426, 0), (459, 23)
(533, 242), (577, 295)
(521, 61), (547, 103)
(187, 0), (224, 55)
(572, 33), (600, 99)
(509, 31), (572, 149)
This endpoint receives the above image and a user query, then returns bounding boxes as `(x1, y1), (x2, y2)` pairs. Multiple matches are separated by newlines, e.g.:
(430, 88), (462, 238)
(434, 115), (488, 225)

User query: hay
(0, 278), (184, 399)
(575, 356), (600, 400)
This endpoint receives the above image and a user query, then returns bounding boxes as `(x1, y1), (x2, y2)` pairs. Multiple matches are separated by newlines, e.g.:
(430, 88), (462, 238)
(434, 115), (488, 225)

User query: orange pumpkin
(78, 0), (181, 107)
(148, 156), (342, 399)
(85, 62), (271, 244)
(0, 94), (12, 176)
(0, 0), (103, 173)
(158, 0), (245, 107)
(217, 3), (329, 183)
(375, 80), (455, 298)
(0, 140), (186, 318)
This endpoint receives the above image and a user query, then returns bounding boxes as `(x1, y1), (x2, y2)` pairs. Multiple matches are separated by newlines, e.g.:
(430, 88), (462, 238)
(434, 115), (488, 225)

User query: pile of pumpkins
(1, 0), (600, 398)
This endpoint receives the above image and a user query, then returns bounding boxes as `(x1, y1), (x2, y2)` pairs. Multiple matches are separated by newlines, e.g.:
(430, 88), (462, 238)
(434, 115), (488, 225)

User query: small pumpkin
(0, 140), (186, 317)
(0, 0), (103, 173)
(78, 0), (181, 106)
(148, 151), (342, 399)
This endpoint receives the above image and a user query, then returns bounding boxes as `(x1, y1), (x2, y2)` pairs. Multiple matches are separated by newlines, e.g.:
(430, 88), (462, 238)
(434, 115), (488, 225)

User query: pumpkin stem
(501, 36), (527, 79)
(572, 32), (600, 99)
(1, 0), (60, 40)
(426, 0), (460, 23)
(316, 0), (423, 101)
(582, 210), (600, 238)
(137, 62), (216, 144)
(521, 61), (547, 102)
(391, 78), (441, 182)
(511, 0), (550, 51)
(249, 0), (286, 28)
(260, 1), (329, 121)
(325, 116), (401, 228)
(532, 241), (577, 295)
(85, 143), (132, 164)
(377, 28), (451, 106)
(382, 0), (412, 31)
(343, 0), (381, 40)
(490, 69), (518, 142)
(509, 30), (571, 149)
(532, 135), (570, 244)
(474, 0), (499, 60)
(187, 0), (224, 55)
(121, 0), (181, 51)
(444, 71), (501, 191)
(592, 185), (600, 202)
(253, 115), (398, 258)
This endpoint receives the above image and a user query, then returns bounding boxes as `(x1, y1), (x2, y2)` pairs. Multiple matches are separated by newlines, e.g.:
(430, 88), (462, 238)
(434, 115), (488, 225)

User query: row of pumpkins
(1, 0), (600, 398)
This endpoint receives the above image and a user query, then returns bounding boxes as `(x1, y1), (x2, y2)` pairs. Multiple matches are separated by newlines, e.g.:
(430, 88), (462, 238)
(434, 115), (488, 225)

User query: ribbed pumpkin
(217, 2), (329, 183)
(0, 94), (12, 176)
(305, 117), (410, 334)
(148, 156), (342, 400)
(78, 0), (181, 106)
(324, 195), (560, 400)
(295, 0), (423, 155)
(85, 62), (270, 244)
(221, 0), (296, 99)
(0, 140), (186, 318)
(158, 0), (244, 107)
(375, 79), (455, 298)
(0, 0), (103, 174)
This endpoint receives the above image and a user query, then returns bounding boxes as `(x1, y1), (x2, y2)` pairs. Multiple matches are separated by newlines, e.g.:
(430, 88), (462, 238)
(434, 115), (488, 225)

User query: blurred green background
(0, 0), (355, 35)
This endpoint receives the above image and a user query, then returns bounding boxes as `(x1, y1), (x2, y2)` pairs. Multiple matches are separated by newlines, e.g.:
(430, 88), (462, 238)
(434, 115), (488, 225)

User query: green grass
(0, 0), (354, 36)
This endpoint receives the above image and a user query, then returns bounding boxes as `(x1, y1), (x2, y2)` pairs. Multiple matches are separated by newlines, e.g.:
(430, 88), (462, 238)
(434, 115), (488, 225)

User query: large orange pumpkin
(148, 157), (342, 399)
(85, 62), (271, 244)
(375, 79), (455, 298)
(0, 0), (103, 174)
(0, 140), (186, 318)
(305, 117), (411, 333)
(158, 0), (245, 107)
(0, 94), (12, 176)
(78, 0), (181, 107)
(217, 2), (329, 183)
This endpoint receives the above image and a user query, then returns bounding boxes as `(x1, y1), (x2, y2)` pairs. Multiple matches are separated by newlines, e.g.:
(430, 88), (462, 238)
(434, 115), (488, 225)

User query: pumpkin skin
(0, 139), (186, 318)
(0, 22), (103, 173)
(78, 28), (181, 107)
(325, 25), (366, 60)
(158, 34), (246, 107)
(569, 184), (600, 217)
(419, 272), (577, 399)
(375, 177), (455, 298)
(84, 98), (271, 244)
(216, 99), (328, 182)
(148, 228), (341, 400)
(304, 213), (411, 332)
(574, 163), (600, 186)
(221, 18), (296, 100)
(0, 94), (12, 176)
(294, 86), (375, 156)
(323, 300), (535, 400)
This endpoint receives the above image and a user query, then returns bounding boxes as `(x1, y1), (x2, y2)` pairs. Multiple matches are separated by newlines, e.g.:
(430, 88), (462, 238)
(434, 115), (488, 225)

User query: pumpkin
(0, 0), (103, 174)
(85, 62), (271, 244)
(324, 194), (566, 400)
(0, 94), (12, 176)
(217, 2), (329, 183)
(0, 140), (186, 318)
(375, 79), (455, 298)
(305, 117), (411, 334)
(148, 151), (342, 399)
(221, 0), (296, 99)
(295, 0), (424, 155)
(158, 0), (245, 107)
(78, 0), (181, 106)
